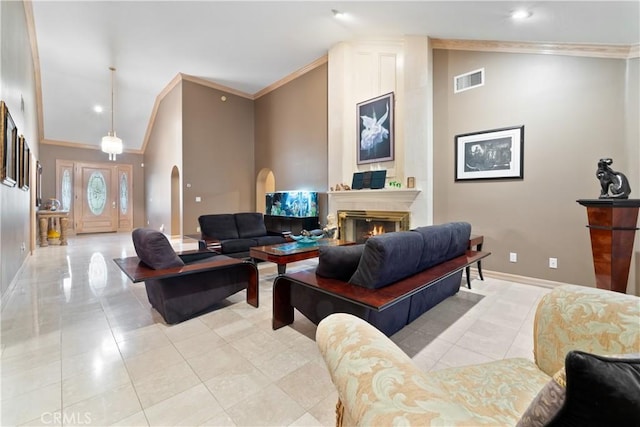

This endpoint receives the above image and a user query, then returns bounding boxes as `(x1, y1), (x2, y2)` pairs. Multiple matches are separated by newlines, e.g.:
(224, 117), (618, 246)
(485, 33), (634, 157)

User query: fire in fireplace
(338, 210), (410, 244)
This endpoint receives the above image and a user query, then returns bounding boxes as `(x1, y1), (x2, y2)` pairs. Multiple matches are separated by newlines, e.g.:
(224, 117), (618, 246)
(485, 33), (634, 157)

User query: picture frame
(356, 92), (394, 164)
(36, 161), (43, 207)
(455, 125), (524, 181)
(19, 135), (29, 191)
(1, 101), (18, 187)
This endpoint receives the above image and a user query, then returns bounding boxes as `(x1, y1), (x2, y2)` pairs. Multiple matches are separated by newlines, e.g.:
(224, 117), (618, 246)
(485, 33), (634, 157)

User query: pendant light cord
(109, 66), (116, 135)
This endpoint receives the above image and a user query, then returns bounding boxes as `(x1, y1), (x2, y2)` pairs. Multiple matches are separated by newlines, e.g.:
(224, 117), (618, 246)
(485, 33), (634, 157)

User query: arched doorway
(170, 166), (181, 238)
(256, 168), (275, 213)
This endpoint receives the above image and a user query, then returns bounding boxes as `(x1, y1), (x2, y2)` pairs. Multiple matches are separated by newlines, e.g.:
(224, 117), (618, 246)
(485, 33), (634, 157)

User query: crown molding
(254, 55), (328, 99)
(42, 138), (143, 154)
(23, 0), (45, 145)
(430, 38), (637, 60)
(181, 74), (254, 99)
(139, 73), (182, 154)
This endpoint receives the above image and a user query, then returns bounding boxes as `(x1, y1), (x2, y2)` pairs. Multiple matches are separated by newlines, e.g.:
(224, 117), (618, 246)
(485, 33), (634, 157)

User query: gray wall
(38, 145), (145, 229)
(433, 49), (639, 292)
(0, 0), (39, 298)
(144, 82), (182, 234)
(182, 81), (255, 235)
(254, 64), (328, 193)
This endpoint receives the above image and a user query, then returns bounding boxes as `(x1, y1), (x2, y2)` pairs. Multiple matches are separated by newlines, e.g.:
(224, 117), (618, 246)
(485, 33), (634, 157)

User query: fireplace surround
(338, 210), (410, 243)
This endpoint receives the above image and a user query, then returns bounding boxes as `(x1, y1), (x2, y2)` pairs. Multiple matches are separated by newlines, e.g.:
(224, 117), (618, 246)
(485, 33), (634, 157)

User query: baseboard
(468, 267), (578, 289)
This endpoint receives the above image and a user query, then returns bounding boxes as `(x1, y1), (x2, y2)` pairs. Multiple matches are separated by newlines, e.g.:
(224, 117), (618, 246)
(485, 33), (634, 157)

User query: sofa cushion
(545, 351), (640, 427)
(412, 222), (471, 271)
(316, 244), (365, 281)
(235, 213), (267, 238)
(132, 228), (184, 270)
(253, 235), (286, 246)
(220, 238), (257, 255)
(198, 214), (239, 240)
(349, 231), (424, 289)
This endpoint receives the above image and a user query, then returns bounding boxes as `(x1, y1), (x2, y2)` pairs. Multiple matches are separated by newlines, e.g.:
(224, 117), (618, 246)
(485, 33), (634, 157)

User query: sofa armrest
(533, 284), (640, 376)
(199, 237), (222, 252)
(317, 313), (433, 426)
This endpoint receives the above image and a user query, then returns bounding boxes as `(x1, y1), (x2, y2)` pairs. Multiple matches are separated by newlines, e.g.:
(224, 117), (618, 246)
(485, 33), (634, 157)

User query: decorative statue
(596, 158), (631, 199)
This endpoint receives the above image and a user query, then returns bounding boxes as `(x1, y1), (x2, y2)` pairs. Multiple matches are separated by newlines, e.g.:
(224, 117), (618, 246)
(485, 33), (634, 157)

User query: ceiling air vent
(454, 68), (484, 93)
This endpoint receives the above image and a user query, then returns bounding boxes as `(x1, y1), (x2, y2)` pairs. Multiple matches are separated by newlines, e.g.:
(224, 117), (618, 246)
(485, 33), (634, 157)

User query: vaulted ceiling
(30, 1), (640, 153)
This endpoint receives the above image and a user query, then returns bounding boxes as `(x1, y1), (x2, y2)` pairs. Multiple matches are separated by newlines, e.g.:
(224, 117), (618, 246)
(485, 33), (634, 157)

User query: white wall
(327, 37), (433, 228)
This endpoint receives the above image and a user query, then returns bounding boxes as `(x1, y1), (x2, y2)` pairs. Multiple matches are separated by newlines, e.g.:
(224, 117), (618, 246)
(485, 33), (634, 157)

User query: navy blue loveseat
(273, 222), (473, 335)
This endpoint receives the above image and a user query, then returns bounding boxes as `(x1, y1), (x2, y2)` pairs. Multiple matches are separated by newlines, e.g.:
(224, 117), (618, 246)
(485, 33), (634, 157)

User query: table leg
(465, 266), (472, 289)
(272, 277), (294, 329)
(60, 217), (69, 246)
(277, 264), (287, 275)
(477, 242), (484, 281)
(39, 217), (48, 247)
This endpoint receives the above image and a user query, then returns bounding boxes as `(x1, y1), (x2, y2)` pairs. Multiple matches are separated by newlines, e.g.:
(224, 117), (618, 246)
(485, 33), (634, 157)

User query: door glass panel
(120, 173), (128, 214)
(62, 169), (72, 211)
(87, 171), (107, 215)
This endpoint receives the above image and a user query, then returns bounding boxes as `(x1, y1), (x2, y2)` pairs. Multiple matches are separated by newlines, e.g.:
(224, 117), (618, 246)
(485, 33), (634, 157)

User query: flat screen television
(266, 191), (318, 217)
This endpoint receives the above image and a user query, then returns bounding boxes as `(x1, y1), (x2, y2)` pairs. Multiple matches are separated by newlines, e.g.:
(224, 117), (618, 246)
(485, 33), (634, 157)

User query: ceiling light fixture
(511, 9), (532, 20)
(93, 105), (103, 113)
(101, 66), (123, 161)
(331, 9), (345, 19)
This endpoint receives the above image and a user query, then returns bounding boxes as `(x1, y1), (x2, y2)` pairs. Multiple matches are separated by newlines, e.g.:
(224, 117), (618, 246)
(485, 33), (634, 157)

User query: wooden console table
(465, 235), (484, 289)
(37, 210), (69, 246)
(577, 199), (640, 293)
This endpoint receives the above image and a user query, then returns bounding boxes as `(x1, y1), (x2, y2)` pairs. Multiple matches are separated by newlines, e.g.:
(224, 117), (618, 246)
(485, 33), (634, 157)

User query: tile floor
(1, 232), (552, 426)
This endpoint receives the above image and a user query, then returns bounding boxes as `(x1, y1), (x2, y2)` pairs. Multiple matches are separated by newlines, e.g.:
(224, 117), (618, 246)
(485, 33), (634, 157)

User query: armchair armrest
(533, 284), (640, 376)
(316, 313), (447, 426)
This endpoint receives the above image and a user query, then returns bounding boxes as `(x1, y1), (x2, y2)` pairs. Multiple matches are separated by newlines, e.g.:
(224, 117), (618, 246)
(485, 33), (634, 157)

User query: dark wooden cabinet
(264, 215), (319, 235)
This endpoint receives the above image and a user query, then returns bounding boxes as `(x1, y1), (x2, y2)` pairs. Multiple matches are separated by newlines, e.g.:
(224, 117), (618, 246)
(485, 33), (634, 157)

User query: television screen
(266, 191), (318, 217)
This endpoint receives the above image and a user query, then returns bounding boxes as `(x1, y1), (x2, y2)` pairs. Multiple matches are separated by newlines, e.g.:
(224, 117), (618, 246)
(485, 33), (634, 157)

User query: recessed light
(511, 9), (532, 20)
(331, 9), (346, 19)
(94, 105), (103, 113)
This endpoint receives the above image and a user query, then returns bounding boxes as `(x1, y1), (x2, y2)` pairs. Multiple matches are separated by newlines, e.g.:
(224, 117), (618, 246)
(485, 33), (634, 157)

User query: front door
(75, 162), (118, 233)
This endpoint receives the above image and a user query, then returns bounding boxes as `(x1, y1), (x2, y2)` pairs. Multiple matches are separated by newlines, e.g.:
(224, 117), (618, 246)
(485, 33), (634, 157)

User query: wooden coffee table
(250, 239), (355, 274)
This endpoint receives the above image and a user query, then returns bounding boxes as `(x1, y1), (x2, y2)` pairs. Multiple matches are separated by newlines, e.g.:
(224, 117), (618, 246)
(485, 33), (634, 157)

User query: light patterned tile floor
(1, 232), (551, 426)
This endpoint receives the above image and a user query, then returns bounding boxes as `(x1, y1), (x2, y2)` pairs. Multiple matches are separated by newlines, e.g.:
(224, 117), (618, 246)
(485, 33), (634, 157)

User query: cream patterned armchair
(316, 285), (640, 426)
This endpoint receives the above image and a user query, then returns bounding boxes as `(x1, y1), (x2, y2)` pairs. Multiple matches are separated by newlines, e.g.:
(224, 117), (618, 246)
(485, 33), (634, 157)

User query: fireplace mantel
(328, 189), (421, 212)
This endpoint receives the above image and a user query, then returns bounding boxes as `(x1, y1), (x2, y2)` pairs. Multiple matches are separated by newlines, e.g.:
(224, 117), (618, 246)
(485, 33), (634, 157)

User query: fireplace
(338, 210), (410, 243)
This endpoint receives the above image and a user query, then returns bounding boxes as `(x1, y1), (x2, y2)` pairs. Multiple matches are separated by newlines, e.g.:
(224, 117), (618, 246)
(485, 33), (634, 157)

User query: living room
(1, 1), (639, 424)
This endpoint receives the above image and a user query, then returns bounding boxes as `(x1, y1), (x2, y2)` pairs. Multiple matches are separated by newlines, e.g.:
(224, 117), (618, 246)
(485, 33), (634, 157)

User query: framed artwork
(36, 161), (43, 207)
(1, 101), (18, 187)
(357, 92), (394, 164)
(455, 125), (524, 181)
(19, 135), (29, 191)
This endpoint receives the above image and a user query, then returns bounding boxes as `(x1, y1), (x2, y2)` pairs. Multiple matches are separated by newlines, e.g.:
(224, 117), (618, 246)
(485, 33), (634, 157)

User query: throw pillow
(132, 228), (185, 270)
(546, 351), (640, 427)
(316, 245), (364, 281)
(516, 368), (566, 427)
(517, 351), (640, 427)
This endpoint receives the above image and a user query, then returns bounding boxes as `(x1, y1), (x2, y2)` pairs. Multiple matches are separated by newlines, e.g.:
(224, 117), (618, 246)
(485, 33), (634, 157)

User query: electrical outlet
(549, 257), (558, 269)
(196, 226), (201, 233)
(509, 252), (517, 263)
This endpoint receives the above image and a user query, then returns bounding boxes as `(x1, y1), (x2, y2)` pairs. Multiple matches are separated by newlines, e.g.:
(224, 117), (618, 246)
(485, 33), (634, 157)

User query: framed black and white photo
(455, 125), (524, 181)
(357, 92), (394, 164)
(1, 101), (18, 187)
(19, 135), (29, 191)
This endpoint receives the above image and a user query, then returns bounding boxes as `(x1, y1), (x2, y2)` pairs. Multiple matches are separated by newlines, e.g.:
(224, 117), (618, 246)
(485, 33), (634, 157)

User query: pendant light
(101, 66), (123, 161)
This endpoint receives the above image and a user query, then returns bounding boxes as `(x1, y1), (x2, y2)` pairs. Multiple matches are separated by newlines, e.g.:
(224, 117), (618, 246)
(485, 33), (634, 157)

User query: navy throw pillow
(316, 244), (365, 281)
(132, 228), (184, 270)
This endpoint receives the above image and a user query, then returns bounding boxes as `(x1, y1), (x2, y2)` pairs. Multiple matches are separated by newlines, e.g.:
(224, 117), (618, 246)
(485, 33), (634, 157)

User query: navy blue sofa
(276, 222), (472, 335)
(198, 213), (287, 258)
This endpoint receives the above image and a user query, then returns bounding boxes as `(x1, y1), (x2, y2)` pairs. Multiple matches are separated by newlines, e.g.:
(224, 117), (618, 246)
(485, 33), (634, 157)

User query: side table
(465, 235), (484, 288)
